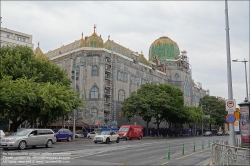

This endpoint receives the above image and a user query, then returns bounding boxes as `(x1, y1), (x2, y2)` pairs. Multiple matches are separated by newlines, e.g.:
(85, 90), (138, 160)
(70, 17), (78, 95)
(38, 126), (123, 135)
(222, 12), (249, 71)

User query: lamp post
(232, 59), (249, 101)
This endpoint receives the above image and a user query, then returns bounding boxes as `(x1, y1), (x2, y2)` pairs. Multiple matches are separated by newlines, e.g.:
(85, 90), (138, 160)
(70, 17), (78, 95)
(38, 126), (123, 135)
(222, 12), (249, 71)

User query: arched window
(118, 71), (121, 80)
(90, 86), (99, 98)
(92, 66), (98, 76)
(184, 76), (190, 97)
(118, 90), (125, 102)
(91, 109), (98, 117)
(123, 73), (127, 82)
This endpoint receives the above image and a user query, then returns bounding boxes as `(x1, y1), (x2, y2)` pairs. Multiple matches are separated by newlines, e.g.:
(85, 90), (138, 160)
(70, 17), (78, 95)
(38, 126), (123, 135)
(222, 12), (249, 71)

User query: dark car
(217, 131), (223, 136)
(203, 131), (212, 137)
(55, 129), (73, 142)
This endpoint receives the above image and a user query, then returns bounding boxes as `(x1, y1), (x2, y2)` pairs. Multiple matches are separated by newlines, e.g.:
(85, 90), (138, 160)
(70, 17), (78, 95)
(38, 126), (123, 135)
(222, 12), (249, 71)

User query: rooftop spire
(108, 35), (110, 40)
(38, 42), (40, 47)
(81, 32), (83, 39)
(94, 24), (96, 33)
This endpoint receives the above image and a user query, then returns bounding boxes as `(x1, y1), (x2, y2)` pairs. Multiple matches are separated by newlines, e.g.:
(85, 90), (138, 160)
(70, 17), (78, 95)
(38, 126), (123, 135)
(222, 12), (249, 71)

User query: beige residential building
(0, 27), (34, 49)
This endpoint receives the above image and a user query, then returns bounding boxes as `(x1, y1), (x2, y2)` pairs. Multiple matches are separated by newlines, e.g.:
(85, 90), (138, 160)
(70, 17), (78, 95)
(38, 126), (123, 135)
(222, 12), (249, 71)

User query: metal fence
(212, 140), (250, 166)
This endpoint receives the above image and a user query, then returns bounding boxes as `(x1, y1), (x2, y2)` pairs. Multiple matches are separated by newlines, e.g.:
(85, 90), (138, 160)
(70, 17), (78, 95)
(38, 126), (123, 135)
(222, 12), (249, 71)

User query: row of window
(117, 71), (127, 82)
(90, 86), (125, 102)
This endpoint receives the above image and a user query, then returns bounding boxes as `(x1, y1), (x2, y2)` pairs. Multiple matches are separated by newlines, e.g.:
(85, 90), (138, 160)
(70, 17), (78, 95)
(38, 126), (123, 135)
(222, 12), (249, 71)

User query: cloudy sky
(2, 1), (249, 106)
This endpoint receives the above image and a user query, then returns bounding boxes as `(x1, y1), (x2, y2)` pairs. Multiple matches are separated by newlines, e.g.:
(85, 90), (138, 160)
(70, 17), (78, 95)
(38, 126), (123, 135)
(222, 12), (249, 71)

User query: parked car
(225, 131), (230, 135)
(217, 131), (223, 136)
(203, 131), (213, 137)
(93, 131), (119, 144)
(55, 129), (73, 142)
(0, 129), (56, 150)
(117, 125), (143, 140)
(0, 130), (6, 139)
(75, 132), (84, 138)
(87, 131), (99, 139)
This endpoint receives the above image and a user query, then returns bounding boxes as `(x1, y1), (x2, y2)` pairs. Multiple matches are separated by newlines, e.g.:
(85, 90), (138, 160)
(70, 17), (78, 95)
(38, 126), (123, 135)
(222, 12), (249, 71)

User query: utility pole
(73, 66), (77, 140)
(225, 0), (236, 147)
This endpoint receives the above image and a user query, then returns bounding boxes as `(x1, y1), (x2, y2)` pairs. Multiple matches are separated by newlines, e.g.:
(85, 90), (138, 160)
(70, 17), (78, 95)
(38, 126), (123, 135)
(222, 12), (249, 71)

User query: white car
(87, 131), (99, 139)
(93, 131), (119, 144)
(0, 130), (6, 139)
(75, 133), (84, 138)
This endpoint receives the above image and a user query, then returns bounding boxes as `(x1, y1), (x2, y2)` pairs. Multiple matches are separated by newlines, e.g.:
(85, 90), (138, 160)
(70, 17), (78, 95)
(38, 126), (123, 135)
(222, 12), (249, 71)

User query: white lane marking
(136, 148), (147, 151)
(96, 153), (114, 156)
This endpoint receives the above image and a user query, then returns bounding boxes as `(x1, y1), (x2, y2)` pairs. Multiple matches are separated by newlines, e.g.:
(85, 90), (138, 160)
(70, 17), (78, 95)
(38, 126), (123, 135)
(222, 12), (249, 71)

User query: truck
(117, 125), (143, 140)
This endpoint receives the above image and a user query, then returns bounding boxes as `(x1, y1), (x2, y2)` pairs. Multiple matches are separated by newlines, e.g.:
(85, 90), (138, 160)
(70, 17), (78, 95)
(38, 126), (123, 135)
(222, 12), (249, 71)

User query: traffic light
(234, 108), (240, 120)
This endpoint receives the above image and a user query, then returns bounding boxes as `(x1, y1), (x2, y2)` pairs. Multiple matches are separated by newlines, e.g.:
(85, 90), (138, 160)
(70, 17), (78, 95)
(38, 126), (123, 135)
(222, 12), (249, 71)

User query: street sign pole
(225, 0), (236, 147)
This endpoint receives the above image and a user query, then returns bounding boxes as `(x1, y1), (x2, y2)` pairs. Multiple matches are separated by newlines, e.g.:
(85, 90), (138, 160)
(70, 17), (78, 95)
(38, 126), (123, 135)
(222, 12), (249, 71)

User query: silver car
(0, 129), (56, 150)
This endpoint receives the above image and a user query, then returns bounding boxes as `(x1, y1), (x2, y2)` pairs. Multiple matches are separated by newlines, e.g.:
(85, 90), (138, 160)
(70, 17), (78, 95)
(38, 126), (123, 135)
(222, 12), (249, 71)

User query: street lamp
(232, 59), (249, 101)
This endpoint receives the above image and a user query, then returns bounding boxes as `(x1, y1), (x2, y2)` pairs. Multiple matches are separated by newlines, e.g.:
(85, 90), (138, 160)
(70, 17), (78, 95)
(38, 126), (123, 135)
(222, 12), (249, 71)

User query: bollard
(182, 144), (184, 155)
(202, 141), (204, 150)
(208, 140), (210, 148)
(168, 146), (170, 159)
(193, 142), (196, 152)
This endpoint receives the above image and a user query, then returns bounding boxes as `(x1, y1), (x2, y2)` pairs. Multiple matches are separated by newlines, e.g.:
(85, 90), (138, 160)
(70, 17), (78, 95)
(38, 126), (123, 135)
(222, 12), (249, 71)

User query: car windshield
(119, 128), (129, 132)
(100, 131), (110, 135)
(11, 129), (31, 136)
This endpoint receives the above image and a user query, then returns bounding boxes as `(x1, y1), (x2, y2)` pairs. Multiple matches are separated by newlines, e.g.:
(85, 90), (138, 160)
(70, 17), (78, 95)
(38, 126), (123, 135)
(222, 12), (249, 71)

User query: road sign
(225, 99), (236, 112)
(226, 114), (236, 124)
(234, 108), (240, 120)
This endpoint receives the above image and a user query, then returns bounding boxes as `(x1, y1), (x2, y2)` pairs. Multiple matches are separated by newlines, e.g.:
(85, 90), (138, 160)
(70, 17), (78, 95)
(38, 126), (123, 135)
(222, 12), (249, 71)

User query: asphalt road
(0, 135), (232, 166)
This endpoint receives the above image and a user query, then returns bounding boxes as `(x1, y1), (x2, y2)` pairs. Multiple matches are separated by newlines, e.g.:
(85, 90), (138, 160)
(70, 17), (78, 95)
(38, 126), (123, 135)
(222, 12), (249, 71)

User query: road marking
(175, 148), (211, 160)
(161, 161), (169, 165)
(116, 161), (131, 166)
(148, 155), (156, 159)
(136, 148), (147, 151)
(96, 153), (114, 156)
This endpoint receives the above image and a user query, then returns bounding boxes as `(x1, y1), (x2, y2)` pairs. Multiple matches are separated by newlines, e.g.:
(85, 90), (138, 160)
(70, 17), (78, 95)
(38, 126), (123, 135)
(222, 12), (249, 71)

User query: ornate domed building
(39, 25), (209, 129)
(149, 36), (180, 62)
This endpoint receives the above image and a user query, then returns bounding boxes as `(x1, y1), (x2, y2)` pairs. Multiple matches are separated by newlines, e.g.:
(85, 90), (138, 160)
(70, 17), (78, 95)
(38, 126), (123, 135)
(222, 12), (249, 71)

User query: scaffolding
(104, 53), (113, 125)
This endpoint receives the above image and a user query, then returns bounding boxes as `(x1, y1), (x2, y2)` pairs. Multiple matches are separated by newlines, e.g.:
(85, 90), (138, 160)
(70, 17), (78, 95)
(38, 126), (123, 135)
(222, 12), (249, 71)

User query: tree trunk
(157, 122), (160, 136)
(209, 123), (212, 131)
(10, 118), (26, 132)
(146, 121), (149, 136)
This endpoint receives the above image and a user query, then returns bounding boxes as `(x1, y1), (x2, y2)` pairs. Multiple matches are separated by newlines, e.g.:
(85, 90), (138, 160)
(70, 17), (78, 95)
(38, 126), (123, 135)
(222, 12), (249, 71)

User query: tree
(182, 106), (203, 133)
(199, 95), (227, 131)
(122, 83), (184, 136)
(0, 46), (84, 131)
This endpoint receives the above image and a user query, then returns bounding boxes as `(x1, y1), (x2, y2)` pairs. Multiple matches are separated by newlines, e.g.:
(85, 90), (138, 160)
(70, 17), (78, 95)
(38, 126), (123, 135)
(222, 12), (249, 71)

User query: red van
(117, 125), (143, 140)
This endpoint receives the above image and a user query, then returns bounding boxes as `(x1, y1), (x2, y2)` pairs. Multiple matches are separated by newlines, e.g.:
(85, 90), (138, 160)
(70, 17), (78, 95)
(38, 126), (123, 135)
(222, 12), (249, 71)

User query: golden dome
(85, 25), (103, 48)
(34, 42), (47, 58)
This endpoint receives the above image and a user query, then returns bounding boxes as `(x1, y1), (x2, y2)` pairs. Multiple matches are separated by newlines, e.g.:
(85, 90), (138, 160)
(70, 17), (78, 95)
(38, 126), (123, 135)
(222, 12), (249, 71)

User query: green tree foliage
(199, 95), (227, 131)
(182, 106), (203, 131)
(0, 46), (83, 131)
(122, 83), (184, 136)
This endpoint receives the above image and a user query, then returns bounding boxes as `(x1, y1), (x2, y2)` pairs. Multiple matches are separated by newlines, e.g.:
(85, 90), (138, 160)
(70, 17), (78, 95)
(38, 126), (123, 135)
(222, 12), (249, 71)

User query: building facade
(0, 27), (34, 49)
(36, 26), (209, 128)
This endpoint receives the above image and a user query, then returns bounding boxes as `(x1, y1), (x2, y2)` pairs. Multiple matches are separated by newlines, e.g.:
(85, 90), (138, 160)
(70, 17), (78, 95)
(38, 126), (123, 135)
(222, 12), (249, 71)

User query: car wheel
(88, 136), (91, 139)
(18, 141), (26, 150)
(138, 136), (142, 140)
(67, 136), (72, 142)
(116, 138), (120, 143)
(94, 141), (97, 144)
(46, 140), (53, 148)
(125, 137), (128, 140)
(106, 138), (110, 144)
